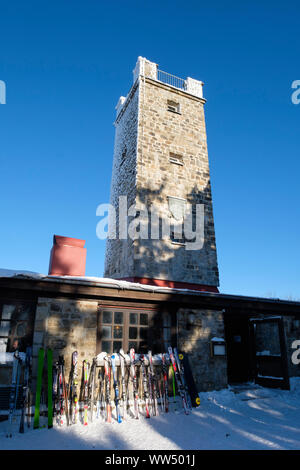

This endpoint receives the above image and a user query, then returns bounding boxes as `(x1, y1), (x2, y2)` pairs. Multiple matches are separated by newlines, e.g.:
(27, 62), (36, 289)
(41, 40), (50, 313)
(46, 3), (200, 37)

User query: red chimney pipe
(48, 235), (86, 277)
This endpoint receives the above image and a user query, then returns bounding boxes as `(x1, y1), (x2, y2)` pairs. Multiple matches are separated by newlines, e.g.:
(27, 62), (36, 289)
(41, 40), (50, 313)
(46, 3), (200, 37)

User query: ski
(52, 361), (59, 425)
(169, 361), (177, 411)
(69, 351), (79, 424)
(25, 347), (32, 429)
(140, 354), (150, 418)
(88, 358), (97, 423)
(47, 349), (53, 428)
(34, 347), (45, 429)
(104, 355), (112, 423)
(57, 358), (64, 425)
(129, 348), (139, 419)
(82, 360), (89, 426)
(157, 368), (164, 413)
(148, 350), (158, 416)
(168, 347), (189, 415)
(176, 351), (200, 408)
(19, 347), (31, 433)
(161, 353), (169, 413)
(7, 350), (22, 437)
(62, 358), (69, 426)
(57, 355), (69, 425)
(73, 353), (79, 424)
(173, 348), (193, 409)
(119, 349), (127, 420)
(68, 353), (74, 424)
(111, 354), (122, 423)
(96, 367), (105, 420)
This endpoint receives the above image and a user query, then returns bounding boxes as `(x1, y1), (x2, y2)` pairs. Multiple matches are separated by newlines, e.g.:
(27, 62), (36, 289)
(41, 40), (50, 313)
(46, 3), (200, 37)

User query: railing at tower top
(157, 69), (186, 92)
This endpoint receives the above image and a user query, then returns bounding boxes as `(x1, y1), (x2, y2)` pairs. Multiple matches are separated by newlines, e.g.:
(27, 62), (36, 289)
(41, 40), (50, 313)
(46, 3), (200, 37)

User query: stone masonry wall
(31, 297), (227, 394)
(177, 308), (227, 391)
(104, 82), (139, 279)
(32, 297), (98, 390)
(105, 59), (219, 287)
(134, 78), (219, 286)
(31, 298), (299, 395)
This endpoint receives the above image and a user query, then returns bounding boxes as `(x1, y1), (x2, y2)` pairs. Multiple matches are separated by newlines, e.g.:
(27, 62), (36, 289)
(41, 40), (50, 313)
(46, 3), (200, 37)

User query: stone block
(33, 331), (44, 346)
(50, 302), (63, 313)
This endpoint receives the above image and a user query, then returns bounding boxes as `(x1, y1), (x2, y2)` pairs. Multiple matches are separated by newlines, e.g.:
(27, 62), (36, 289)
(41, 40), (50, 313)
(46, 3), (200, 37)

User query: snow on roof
(1, 268), (300, 305)
(0, 268), (208, 295)
(0, 268), (47, 280)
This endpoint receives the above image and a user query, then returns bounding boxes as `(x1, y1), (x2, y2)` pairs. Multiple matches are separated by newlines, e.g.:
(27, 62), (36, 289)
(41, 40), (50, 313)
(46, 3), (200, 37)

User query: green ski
(47, 349), (53, 428)
(34, 347), (45, 429)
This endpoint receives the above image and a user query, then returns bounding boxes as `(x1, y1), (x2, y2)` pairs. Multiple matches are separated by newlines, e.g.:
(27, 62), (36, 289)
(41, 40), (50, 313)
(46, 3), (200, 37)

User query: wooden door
(249, 317), (290, 390)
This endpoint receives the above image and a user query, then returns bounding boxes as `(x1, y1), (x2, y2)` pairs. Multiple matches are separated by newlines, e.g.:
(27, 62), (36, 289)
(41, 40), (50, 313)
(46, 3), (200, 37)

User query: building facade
(0, 272), (299, 402)
(0, 58), (300, 412)
(104, 57), (219, 291)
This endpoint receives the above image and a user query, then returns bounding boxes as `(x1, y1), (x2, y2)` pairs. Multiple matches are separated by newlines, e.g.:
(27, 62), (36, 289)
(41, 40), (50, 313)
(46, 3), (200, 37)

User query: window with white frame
(169, 152), (183, 166)
(167, 100), (180, 114)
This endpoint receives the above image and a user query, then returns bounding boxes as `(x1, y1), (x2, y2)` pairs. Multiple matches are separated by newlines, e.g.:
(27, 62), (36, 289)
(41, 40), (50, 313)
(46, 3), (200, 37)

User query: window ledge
(169, 159), (184, 166)
(167, 109), (181, 115)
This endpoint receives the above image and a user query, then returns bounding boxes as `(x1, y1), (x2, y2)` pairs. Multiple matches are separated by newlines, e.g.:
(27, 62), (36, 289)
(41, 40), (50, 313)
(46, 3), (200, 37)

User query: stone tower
(104, 57), (219, 291)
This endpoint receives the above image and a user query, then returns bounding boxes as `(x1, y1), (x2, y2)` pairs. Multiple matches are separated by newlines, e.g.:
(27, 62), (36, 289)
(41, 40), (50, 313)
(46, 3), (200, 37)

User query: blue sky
(0, 0), (299, 299)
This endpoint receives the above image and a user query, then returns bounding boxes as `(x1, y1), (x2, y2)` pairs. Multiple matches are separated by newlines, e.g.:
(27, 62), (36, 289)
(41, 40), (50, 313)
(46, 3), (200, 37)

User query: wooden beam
(0, 277), (300, 315)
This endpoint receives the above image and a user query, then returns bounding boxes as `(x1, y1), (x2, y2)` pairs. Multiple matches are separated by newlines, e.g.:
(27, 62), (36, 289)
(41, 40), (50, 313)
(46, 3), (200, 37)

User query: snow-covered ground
(1, 379), (300, 450)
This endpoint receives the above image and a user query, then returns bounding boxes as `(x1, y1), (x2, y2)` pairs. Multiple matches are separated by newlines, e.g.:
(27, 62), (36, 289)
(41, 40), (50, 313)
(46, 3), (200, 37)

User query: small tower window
(167, 100), (180, 114)
(170, 230), (187, 245)
(168, 196), (187, 245)
(169, 153), (183, 165)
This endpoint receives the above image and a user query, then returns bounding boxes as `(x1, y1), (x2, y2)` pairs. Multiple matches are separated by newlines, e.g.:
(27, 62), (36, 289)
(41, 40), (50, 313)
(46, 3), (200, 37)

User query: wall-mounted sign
(210, 337), (226, 357)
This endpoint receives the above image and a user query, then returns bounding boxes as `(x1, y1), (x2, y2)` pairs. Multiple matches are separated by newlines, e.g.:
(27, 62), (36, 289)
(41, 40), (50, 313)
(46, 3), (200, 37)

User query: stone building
(0, 270), (300, 398)
(104, 57), (219, 291)
(0, 58), (300, 410)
